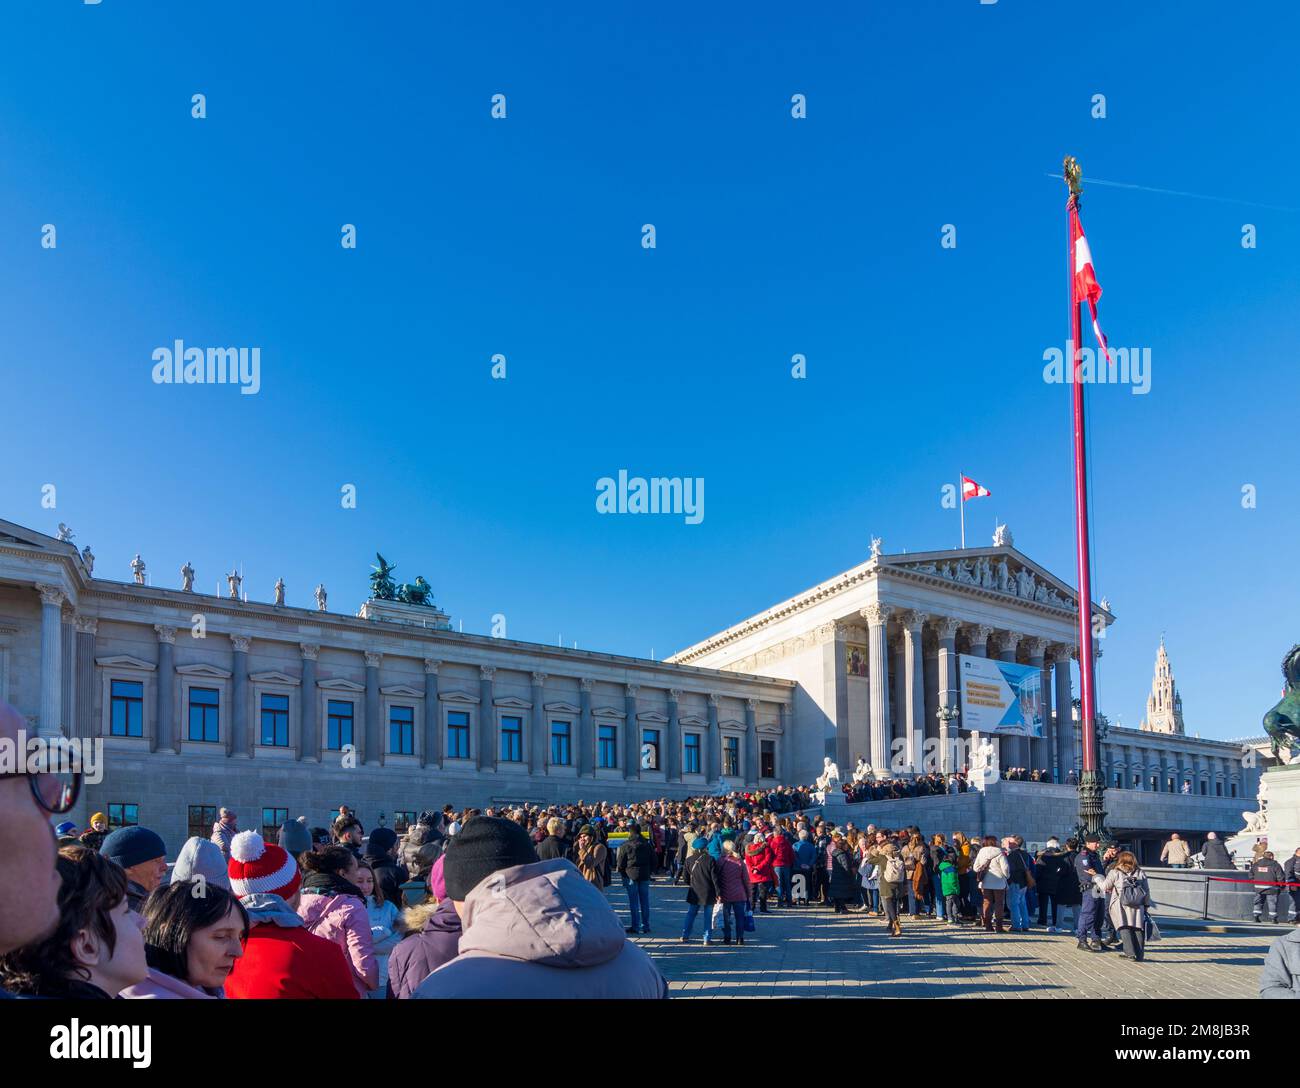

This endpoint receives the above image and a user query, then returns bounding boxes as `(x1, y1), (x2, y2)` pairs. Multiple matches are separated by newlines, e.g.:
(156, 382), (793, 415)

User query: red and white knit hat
(228, 830), (301, 900)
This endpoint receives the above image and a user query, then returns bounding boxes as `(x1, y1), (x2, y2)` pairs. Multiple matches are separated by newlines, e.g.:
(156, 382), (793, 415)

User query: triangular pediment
(318, 677), (365, 692)
(636, 711), (669, 724)
(176, 662), (232, 679)
(679, 715), (708, 727)
(492, 695), (533, 709)
(382, 684), (425, 698)
(592, 705), (627, 719)
(543, 701), (582, 715)
(250, 670), (300, 686)
(437, 689), (480, 704)
(96, 654), (155, 671)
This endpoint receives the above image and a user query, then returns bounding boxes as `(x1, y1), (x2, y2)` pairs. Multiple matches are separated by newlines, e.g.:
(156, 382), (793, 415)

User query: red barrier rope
(1205, 876), (1300, 887)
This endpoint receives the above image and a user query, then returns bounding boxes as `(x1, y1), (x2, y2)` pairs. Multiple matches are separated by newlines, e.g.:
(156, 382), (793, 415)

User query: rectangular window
(389, 705), (414, 755)
(1215, 781), (1223, 796)
(327, 700), (354, 751)
(107, 803), (138, 829)
(1200, 780), (1207, 795)
(761, 739), (775, 779)
(550, 720), (571, 766)
(393, 811), (417, 834)
(188, 687), (220, 743)
(723, 736), (739, 777)
(261, 807), (288, 840)
(447, 710), (470, 759)
(500, 716), (523, 762)
(110, 679), (144, 737)
(260, 693), (289, 747)
(641, 728), (660, 770)
(598, 724), (617, 769)
(188, 804), (217, 841)
(1231, 783), (1238, 798)
(1113, 772), (1121, 788)
(684, 733), (701, 775)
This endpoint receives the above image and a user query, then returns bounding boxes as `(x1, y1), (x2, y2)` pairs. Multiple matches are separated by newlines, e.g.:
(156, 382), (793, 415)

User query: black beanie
(443, 816), (539, 899)
(365, 827), (398, 857)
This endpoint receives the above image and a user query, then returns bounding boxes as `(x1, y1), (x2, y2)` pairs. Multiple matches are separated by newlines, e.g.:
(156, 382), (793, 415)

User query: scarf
(301, 869), (365, 900)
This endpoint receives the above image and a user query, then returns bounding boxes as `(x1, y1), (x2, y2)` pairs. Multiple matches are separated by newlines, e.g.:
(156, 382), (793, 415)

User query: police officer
(1075, 831), (1109, 951)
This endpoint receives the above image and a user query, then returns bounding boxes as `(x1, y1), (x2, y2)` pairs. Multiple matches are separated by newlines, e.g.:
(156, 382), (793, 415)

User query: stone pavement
(607, 879), (1274, 998)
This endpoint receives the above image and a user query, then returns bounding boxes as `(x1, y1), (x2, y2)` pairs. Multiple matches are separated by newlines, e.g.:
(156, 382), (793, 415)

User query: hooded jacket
(120, 967), (221, 1000)
(412, 859), (667, 999)
(386, 897), (462, 1000)
(744, 842), (775, 885)
(297, 875), (378, 995)
(224, 893), (359, 1000)
(1261, 927), (1300, 998)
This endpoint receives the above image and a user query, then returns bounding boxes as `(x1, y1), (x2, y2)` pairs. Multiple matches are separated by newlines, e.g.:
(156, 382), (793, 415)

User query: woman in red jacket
(223, 831), (359, 1000)
(744, 833), (776, 914)
(767, 826), (795, 907)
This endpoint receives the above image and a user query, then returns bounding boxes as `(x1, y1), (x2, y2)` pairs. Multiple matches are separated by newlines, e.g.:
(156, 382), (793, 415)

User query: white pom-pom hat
(227, 830), (301, 900)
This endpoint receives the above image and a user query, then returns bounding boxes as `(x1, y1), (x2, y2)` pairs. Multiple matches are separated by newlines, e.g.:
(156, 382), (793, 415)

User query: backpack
(1119, 873), (1149, 910)
(883, 855), (904, 883)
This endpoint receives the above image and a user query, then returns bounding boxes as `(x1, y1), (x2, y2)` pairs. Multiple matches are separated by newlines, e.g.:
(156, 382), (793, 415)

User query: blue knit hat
(101, 825), (166, 870)
(55, 821), (78, 836)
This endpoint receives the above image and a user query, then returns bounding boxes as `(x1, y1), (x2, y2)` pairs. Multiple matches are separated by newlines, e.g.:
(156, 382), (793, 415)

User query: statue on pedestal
(180, 562), (195, 592)
(852, 758), (872, 784)
(370, 554), (398, 601)
(81, 546), (94, 574)
(397, 575), (434, 606)
(1263, 644), (1300, 761)
(869, 537), (884, 561)
(130, 554), (146, 585)
(274, 577), (286, 606)
(226, 568), (242, 600)
(314, 584), (328, 612)
(56, 523), (74, 543)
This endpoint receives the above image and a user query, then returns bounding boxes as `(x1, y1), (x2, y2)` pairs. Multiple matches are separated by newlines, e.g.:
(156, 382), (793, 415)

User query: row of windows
(1110, 771), (1236, 797)
(109, 685), (777, 773)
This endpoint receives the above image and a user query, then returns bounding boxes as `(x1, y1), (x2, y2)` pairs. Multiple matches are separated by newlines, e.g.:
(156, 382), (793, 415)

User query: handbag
(744, 907), (756, 932)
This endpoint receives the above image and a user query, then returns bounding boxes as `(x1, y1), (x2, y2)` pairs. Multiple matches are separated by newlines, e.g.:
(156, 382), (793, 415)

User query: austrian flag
(1070, 204), (1112, 364)
(961, 476), (991, 501)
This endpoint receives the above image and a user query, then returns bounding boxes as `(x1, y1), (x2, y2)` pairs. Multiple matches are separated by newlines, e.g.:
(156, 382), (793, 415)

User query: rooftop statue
(1263, 644), (1300, 762)
(370, 553), (398, 601)
(397, 575), (435, 607)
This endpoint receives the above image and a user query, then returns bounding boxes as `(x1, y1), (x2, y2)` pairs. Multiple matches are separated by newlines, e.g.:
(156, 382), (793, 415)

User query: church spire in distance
(1139, 637), (1185, 735)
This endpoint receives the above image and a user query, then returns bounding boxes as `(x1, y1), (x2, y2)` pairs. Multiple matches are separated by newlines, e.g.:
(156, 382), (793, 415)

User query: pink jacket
(120, 967), (220, 999)
(297, 892), (378, 996)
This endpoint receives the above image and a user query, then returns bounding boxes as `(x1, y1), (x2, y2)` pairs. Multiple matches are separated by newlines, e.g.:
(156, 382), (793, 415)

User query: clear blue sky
(1, 1), (1295, 742)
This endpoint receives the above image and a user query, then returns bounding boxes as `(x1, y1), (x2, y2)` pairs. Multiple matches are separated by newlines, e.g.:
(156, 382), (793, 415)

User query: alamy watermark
(595, 470), (704, 525)
(1042, 339), (1151, 395)
(151, 340), (261, 395)
(0, 730), (103, 784)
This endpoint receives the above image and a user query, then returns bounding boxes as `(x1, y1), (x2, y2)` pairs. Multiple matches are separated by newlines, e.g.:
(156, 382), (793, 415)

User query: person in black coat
(1201, 833), (1233, 870)
(1034, 839), (1067, 930)
(826, 833), (859, 913)
(361, 827), (409, 909)
(616, 824), (658, 934)
(681, 840), (724, 942)
(535, 817), (571, 862)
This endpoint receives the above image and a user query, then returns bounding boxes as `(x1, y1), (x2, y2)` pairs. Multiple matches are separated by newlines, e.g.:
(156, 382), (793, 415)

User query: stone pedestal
(357, 598), (452, 629)
(819, 790), (850, 825)
(1229, 763), (1300, 865)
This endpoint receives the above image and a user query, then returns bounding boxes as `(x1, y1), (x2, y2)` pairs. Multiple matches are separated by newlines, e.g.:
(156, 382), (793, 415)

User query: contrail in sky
(1042, 172), (1297, 213)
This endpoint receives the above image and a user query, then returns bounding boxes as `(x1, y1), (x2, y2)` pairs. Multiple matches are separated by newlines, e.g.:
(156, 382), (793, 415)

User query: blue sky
(1, 1), (1296, 742)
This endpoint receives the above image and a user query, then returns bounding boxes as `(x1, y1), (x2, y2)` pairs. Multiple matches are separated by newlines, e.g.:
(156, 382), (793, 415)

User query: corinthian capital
(231, 634), (252, 654)
(1023, 636), (1049, 658)
(423, 657), (441, 674)
(579, 677), (595, 692)
(965, 623), (994, 643)
(36, 584), (64, 608)
(860, 602), (892, 627)
(479, 665), (495, 681)
(933, 616), (960, 640)
(154, 624), (177, 645)
(75, 614), (99, 636)
(991, 630), (1021, 655)
(532, 671), (548, 686)
(301, 643), (321, 661)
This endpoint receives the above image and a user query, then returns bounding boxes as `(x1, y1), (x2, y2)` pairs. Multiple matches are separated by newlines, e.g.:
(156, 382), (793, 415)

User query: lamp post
(936, 704), (960, 776)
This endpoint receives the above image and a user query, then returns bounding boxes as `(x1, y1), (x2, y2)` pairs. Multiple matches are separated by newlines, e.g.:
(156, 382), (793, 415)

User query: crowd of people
(4, 692), (1300, 1001)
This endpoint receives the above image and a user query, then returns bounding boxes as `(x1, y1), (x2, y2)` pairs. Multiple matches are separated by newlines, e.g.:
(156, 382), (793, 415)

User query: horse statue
(397, 576), (434, 606)
(1262, 644), (1300, 761)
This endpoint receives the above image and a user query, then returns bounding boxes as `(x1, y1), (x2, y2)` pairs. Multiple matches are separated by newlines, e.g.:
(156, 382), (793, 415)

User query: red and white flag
(961, 475), (990, 501)
(1069, 204), (1112, 364)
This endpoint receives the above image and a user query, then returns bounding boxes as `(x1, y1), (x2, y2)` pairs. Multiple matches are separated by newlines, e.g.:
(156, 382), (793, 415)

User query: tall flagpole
(959, 472), (965, 549)
(1064, 156), (1107, 842)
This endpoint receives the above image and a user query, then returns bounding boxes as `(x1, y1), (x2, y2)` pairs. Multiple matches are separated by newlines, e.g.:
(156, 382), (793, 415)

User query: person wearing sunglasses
(0, 697), (73, 995)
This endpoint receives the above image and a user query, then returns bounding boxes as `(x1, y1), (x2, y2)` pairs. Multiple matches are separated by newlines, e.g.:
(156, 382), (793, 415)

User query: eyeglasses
(1, 768), (82, 815)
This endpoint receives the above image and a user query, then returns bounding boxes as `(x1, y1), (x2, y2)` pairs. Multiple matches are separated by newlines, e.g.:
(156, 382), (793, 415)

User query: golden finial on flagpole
(1063, 155), (1083, 204)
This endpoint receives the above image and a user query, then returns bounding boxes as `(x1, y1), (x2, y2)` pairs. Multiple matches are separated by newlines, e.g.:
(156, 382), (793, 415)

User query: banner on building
(958, 655), (1044, 737)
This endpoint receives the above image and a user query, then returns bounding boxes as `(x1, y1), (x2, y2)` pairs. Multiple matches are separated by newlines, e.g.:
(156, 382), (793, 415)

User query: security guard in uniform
(1074, 831), (1108, 951)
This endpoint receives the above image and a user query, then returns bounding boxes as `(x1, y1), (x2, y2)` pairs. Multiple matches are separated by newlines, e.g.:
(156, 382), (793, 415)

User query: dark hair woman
(298, 845), (377, 994)
(0, 845), (148, 998)
(121, 879), (248, 998)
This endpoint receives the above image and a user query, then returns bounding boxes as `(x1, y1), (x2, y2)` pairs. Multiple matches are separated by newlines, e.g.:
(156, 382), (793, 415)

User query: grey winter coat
(1261, 927), (1300, 998)
(412, 858), (667, 999)
(1098, 867), (1149, 931)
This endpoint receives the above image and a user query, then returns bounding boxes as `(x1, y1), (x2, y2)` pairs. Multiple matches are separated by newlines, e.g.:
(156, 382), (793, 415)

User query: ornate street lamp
(936, 704), (960, 776)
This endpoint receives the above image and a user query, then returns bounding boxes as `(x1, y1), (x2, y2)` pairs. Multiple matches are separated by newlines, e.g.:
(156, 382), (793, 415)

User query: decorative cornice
(154, 624), (177, 645)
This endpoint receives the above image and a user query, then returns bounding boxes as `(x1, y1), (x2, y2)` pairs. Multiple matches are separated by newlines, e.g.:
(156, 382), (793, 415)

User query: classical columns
(36, 585), (64, 737)
(423, 660), (441, 768)
(578, 678), (594, 776)
(477, 665), (494, 771)
(862, 604), (892, 771)
(61, 611), (75, 743)
(934, 617), (960, 774)
(992, 631), (1022, 768)
(365, 652), (383, 766)
(707, 693), (721, 783)
(890, 634), (906, 757)
(1024, 637), (1049, 775)
(230, 635), (251, 758)
(624, 684), (639, 780)
(900, 611), (927, 775)
(300, 645), (320, 762)
(1051, 644), (1073, 782)
(530, 672), (547, 775)
(154, 626), (177, 753)
(745, 698), (759, 785)
(821, 622), (852, 771)
(666, 688), (682, 782)
(965, 624), (993, 659)
(74, 616), (97, 741)
(777, 703), (791, 780)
